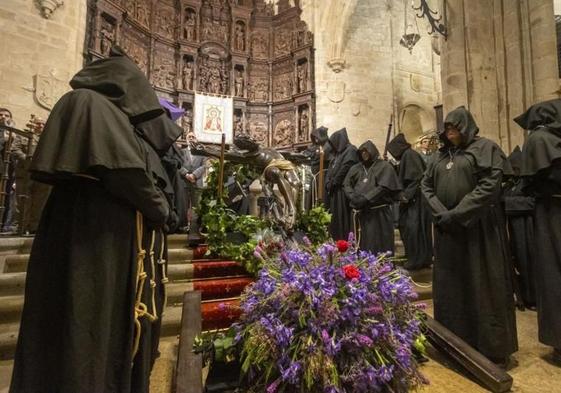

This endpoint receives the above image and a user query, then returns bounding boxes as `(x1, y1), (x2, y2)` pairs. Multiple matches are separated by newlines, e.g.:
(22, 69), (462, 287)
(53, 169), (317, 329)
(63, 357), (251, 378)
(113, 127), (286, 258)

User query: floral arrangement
(234, 235), (428, 392)
(199, 161), (333, 275)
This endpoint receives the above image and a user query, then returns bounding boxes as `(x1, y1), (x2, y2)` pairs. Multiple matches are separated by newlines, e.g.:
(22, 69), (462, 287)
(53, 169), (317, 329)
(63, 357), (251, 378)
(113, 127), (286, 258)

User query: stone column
(528, 0), (559, 102)
(440, 0), (559, 152)
(439, 0), (469, 113)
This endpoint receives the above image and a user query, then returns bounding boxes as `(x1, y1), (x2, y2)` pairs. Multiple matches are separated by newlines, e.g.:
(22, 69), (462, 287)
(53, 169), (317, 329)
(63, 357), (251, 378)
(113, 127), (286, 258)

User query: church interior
(1, 0), (561, 392)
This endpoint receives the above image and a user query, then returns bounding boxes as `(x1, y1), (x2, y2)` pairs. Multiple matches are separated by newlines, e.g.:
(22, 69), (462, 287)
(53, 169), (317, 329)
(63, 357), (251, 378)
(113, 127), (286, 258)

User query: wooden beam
(424, 315), (513, 393)
(175, 291), (203, 393)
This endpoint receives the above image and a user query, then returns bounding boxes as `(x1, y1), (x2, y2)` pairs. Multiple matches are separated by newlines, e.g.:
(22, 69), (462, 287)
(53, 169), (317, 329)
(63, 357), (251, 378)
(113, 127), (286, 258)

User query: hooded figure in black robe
(303, 126), (331, 175)
(161, 143), (188, 231)
(302, 126), (331, 206)
(325, 128), (358, 240)
(502, 146), (536, 309)
(343, 141), (401, 254)
(421, 106), (518, 363)
(10, 47), (182, 393)
(387, 133), (432, 269)
(515, 99), (561, 357)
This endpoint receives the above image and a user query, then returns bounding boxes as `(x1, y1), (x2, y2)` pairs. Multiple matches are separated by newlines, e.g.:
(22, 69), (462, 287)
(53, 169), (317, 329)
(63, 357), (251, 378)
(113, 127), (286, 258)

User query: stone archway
(398, 104), (434, 143)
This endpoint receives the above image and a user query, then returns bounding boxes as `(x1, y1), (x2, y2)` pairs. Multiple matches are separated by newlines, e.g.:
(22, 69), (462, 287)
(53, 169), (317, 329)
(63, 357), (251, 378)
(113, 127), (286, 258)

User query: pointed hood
(386, 133), (411, 160)
(358, 140), (380, 163)
(514, 98), (561, 137)
(507, 146), (522, 175)
(311, 126), (329, 145)
(135, 114), (183, 157)
(442, 106), (479, 147)
(329, 127), (350, 153)
(70, 46), (163, 124)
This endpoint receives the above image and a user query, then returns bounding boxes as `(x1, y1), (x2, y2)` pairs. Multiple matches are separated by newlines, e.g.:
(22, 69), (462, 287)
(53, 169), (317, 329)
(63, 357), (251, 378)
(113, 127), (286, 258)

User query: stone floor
(2, 306), (561, 393)
(419, 301), (561, 393)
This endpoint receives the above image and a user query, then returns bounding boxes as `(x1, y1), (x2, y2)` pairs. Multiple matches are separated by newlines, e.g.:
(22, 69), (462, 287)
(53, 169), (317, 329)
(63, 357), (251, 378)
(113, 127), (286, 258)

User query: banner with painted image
(194, 93), (233, 144)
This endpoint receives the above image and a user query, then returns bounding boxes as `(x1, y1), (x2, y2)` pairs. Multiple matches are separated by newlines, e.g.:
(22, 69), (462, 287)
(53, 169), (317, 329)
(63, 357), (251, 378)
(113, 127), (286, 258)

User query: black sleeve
(450, 168), (502, 227)
(421, 159), (448, 215)
(400, 151), (424, 201)
(343, 165), (359, 200)
(331, 148), (359, 188)
(101, 168), (170, 226)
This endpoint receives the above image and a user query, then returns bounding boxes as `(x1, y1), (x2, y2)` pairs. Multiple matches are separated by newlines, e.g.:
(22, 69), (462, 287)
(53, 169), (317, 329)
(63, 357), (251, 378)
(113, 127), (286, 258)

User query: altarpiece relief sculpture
(86, 0), (315, 145)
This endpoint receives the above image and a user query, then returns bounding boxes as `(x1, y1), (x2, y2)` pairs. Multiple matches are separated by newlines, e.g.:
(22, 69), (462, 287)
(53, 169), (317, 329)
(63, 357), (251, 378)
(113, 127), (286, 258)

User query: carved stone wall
(86, 0), (316, 146)
(299, 0), (441, 150)
(0, 0), (87, 127)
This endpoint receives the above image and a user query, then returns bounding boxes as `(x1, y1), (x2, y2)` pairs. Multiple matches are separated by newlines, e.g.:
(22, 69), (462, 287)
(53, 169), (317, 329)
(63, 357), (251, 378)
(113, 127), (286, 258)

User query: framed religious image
(194, 93), (234, 144)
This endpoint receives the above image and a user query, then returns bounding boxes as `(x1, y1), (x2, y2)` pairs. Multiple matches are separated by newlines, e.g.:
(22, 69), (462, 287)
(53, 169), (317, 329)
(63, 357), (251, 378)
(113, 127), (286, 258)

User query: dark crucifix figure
(194, 134), (301, 230)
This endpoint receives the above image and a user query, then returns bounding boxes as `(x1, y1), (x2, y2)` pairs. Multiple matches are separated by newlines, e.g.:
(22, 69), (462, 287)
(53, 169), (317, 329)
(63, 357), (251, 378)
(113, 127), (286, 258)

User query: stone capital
(39, 0), (64, 19)
(327, 58), (346, 73)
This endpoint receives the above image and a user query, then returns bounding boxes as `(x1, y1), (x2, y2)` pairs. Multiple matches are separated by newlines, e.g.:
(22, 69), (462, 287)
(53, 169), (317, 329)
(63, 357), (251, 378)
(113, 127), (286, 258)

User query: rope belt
(131, 212), (165, 363)
(158, 229), (169, 316)
(352, 209), (362, 246)
(352, 204), (390, 246)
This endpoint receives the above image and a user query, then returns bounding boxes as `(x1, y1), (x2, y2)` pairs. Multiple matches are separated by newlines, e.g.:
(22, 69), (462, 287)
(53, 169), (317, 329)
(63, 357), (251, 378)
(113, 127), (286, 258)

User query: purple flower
(266, 378), (281, 393)
(237, 239), (427, 392)
(356, 334), (373, 347)
(279, 360), (301, 384)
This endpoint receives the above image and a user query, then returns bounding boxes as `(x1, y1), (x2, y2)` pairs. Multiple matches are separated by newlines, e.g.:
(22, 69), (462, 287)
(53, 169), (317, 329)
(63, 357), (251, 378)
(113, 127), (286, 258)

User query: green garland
(295, 204), (332, 245)
(199, 160), (331, 276)
(199, 161), (268, 275)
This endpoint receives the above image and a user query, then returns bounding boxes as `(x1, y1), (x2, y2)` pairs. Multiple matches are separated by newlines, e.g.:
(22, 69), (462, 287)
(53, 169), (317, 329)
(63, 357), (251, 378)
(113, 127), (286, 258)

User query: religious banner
(194, 93), (234, 144)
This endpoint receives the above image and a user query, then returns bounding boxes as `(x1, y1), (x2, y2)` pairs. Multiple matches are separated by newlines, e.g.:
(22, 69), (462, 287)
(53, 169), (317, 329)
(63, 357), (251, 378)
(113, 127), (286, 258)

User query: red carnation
(336, 240), (349, 253)
(343, 264), (361, 280)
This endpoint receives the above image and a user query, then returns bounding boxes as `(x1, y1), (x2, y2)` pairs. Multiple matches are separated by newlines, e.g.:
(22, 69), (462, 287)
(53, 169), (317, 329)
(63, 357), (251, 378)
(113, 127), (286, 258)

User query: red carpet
(190, 260), (247, 279)
(201, 299), (242, 330)
(194, 277), (253, 300)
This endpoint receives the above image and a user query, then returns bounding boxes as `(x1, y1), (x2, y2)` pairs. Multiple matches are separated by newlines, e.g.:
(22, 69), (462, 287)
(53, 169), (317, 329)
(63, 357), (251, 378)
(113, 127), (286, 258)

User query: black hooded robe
(10, 49), (182, 393)
(325, 128), (358, 240)
(162, 144), (189, 231)
(502, 147), (536, 308)
(302, 126), (331, 207)
(515, 99), (561, 350)
(387, 134), (433, 269)
(343, 141), (402, 254)
(421, 106), (518, 361)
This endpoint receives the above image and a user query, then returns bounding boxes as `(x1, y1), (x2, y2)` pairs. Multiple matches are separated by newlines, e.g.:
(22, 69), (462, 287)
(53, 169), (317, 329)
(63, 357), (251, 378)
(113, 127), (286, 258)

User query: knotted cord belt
(352, 204), (390, 246)
(158, 229), (169, 316)
(131, 211), (164, 362)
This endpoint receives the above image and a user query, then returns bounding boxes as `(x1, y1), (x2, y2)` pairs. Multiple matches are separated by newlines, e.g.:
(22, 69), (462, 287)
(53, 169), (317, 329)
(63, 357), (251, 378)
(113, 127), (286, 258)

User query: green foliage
(296, 204), (332, 245)
(199, 161), (268, 275)
(193, 328), (238, 364)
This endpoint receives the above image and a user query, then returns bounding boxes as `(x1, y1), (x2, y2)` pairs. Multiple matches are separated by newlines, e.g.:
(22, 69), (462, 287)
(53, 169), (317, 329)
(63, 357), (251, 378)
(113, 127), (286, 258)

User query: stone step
(0, 259), (247, 296)
(0, 235), (188, 253)
(0, 275), (253, 324)
(0, 274), (25, 297)
(0, 321), (19, 361)
(0, 297), (23, 325)
(0, 237), (33, 256)
(0, 297), (242, 360)
(3, 248), (197, 274)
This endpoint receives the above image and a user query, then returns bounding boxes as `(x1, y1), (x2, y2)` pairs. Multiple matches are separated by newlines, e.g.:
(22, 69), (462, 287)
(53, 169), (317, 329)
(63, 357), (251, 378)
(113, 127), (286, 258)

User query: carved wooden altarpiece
(85, 0), (315, 147)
